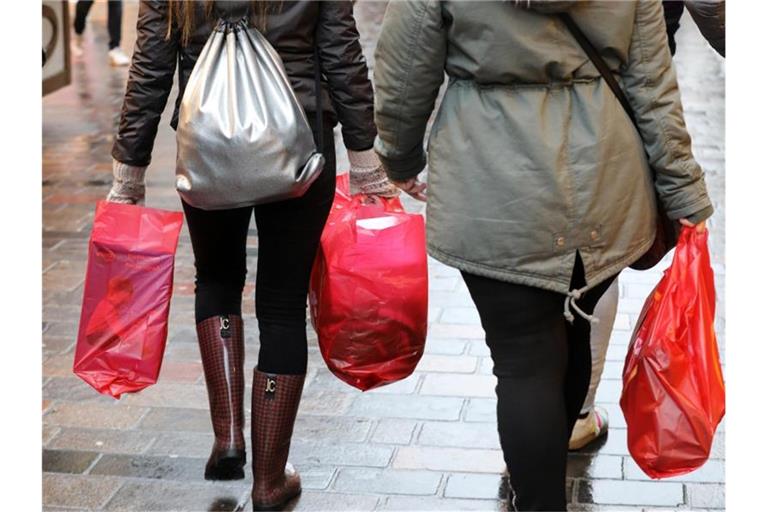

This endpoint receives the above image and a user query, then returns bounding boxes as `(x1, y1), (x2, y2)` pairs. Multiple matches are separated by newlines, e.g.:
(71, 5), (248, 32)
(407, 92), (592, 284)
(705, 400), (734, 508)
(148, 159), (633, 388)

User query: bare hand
(679, 218), (706, 233)
(393, 178), (427, 202)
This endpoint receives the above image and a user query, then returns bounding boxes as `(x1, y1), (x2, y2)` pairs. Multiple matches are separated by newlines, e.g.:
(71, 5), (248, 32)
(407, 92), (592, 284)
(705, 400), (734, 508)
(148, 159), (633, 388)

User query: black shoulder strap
(558, 13), (637, 128)
(313, 46), (324, 153)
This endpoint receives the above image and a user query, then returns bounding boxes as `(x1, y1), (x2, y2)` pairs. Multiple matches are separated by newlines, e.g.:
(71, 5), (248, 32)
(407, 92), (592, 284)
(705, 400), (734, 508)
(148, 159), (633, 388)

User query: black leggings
(182, 123), (335, 375)
(74, 0), (123, 50)
(462, 255), (616, 512)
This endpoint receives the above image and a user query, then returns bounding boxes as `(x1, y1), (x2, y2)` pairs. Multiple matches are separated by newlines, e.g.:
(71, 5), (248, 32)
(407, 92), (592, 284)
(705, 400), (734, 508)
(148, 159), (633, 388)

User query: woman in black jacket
(107, 2), (396, 509)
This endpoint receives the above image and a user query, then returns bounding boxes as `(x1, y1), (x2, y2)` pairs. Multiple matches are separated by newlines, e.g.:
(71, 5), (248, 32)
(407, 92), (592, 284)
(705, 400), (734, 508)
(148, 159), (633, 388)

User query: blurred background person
(71, 0), (130, 66)
(664, 0), (725, 56)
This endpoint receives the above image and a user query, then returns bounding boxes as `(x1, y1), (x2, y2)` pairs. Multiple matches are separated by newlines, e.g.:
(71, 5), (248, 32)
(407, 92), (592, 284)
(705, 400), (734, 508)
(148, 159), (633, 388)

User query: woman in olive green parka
(374, 1), (713, 510)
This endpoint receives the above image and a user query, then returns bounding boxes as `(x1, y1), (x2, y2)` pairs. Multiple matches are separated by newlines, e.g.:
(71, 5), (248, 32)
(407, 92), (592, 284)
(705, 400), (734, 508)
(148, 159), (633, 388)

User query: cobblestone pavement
(42, 3), (725, 511)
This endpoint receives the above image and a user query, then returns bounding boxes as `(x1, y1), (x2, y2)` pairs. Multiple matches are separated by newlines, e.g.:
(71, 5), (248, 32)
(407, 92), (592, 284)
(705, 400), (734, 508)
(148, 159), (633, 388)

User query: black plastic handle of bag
(558, 14), (640, 138)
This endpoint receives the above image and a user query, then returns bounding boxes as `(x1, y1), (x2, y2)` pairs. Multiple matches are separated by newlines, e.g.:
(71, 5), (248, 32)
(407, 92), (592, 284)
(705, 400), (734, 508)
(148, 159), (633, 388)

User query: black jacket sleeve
(316, 2), (376, 151)
(111, 1), (178, 167)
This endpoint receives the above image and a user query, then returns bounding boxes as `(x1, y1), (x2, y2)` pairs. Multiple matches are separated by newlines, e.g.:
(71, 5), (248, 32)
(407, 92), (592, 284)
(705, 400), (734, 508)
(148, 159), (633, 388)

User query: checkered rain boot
(251, 369), (305, 511)
(197, 315), (246, 480)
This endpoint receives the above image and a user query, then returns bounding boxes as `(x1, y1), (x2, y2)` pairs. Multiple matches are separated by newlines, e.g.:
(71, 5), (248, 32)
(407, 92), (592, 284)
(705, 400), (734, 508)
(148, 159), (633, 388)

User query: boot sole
(205, 452), (246, 481)
(252, 488), (302, 511)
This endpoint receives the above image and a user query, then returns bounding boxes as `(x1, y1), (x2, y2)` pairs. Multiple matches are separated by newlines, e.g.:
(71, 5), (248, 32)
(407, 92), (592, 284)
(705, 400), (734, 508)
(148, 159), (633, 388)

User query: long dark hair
(167, 1), (280, 46)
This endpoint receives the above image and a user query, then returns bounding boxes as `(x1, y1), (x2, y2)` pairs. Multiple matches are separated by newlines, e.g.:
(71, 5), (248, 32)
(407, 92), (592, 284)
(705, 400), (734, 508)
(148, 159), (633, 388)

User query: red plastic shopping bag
(73, 201), (184, 398)
(620, 227), (725, 478)
(309, 174), (428, 391)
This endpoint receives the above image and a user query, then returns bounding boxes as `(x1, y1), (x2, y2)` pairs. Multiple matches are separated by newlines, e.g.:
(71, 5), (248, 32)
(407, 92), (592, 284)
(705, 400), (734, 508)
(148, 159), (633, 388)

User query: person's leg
(249, 122), (336, 510)
(663, 0), (685, 55)
(182, 200), (253, 480)
(106, 0), (123, 50)
(569, 278), (618, 450)
(73, 1), (94, 35)
(563, 256), (618, 438)
(252, 123), (335, 375)
(580, 279), (619, 415)
(462, 271), (570, 512)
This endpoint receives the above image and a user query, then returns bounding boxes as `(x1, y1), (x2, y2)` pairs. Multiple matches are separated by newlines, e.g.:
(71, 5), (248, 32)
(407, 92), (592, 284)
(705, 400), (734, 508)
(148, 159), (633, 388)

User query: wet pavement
(42, 3), (724, 511)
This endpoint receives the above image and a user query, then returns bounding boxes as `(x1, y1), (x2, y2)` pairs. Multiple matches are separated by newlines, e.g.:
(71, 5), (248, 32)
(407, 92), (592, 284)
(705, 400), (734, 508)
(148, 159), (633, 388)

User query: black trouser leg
(182, 120), (335, 375)
(73, 0), (94, 35)
(462, 255), (616, 511)
(107, 0), (123, 49)
(182, 202), (252, 324)
(253, 123), (336, 375)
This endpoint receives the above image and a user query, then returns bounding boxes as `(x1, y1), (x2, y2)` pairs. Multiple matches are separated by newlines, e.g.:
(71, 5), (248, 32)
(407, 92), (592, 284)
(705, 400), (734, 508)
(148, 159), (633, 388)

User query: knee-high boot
(250, 369), (305, 511)
(196, 315), (246, 480)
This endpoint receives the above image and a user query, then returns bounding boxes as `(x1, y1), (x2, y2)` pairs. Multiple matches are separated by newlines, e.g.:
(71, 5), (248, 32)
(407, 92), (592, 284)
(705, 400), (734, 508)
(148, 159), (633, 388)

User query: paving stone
(296, 466), (337, 491)
(90, 453), (204, 481)
(42, 449), (100, 474)
(623, 457), (724, 484)
(478, 357), (494, 375)
(443, 473), (508, 500)
(120, 382), (209, 409)
(371, 418), (419, 445)
(293, 381), (354, 415)
(428, 290), (476, 308)
(103, 479), (247, 511)
(43, 473), (122, 509)
(464, 398), (497, 423)
(439, 307), (481, 325)
(418, 421), (500, 450)
(147, 431), (214, 458)
(42, 336), (76, 356)
(43, 376), (116, 404)
(157, 360), (203, 383)
(348, 394), (464, 421)
(293, 415), (373, 443)
(288, 491), (379, 511)
(416, 354), (478, 374)
(368, 373), (422, 394)
(421, 374), (496, 398)
(379, 496), (504, 511)
(594, 378), (623, 404)
(393, 447), (505, 473)
(424, 338), (468, 355)
(334, 468), (442, 496)
(468, 339), (491, 357)
(578, 427), (630, 457)
(48, 427), (156, 455)
(290, 439), (394, 468)
(567, 454), (623, 480)
(43, 425), (61, 447)
(430, 277), (461, 291)
(577, 479), (684, 507)
(137, 407), (211, 433)
(686, 483), (725, 509)
(429, 323), (486, 340)
(44, 402), (148, 430)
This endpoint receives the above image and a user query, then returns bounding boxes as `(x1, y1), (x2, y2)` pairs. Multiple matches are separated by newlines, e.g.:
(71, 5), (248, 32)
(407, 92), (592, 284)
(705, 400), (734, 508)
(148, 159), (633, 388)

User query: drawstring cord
(563, 285), (600, 325)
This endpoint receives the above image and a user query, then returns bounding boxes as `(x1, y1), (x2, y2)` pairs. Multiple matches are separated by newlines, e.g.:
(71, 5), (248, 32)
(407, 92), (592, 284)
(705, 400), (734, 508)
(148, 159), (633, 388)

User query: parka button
(556, 237), (565, 247)
(590, 230), (599, 241)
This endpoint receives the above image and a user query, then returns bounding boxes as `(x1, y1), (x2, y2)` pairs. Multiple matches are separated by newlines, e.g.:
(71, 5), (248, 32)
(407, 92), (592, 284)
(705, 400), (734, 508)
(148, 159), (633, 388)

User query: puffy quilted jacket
(112, 0), (376, 167)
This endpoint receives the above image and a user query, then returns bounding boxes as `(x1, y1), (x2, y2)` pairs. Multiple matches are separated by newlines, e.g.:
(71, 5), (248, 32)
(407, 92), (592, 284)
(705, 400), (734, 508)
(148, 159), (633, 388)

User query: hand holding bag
(176, 17), (324, 210)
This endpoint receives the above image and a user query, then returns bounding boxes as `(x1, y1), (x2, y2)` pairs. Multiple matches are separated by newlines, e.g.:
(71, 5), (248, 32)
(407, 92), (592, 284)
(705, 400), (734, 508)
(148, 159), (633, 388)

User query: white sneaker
(71, 34), (84, 58)
(568, 406), (609, 451)
(108, 47), (130, 67)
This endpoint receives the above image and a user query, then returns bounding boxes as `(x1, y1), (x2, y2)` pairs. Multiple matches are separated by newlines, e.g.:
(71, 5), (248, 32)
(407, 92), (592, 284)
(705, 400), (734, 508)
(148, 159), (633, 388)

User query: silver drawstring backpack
(175, 18), (325, 210)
